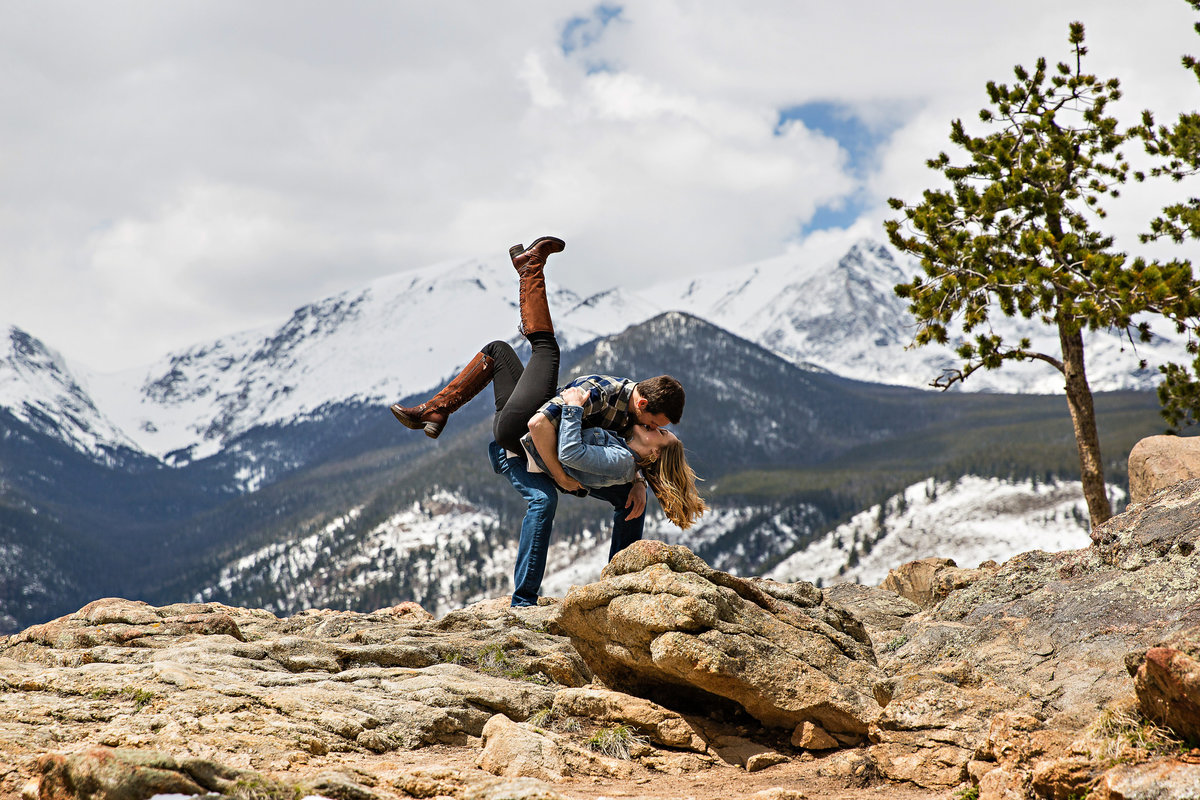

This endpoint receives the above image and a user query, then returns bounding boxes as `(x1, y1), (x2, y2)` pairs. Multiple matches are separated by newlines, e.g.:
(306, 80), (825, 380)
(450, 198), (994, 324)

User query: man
(492, 372), (685, 606)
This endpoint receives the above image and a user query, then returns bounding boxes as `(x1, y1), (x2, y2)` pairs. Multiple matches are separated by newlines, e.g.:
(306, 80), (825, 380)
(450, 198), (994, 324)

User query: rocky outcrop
(879, 556), (998, 609)
(0, 589), (878, 800)
(1128, 434), (1200, 504)
(1133, 647), (1200, 745)
(869, 478), (1200, 792)
(554, 540), (881, 743)
(0, 596), (591, 799)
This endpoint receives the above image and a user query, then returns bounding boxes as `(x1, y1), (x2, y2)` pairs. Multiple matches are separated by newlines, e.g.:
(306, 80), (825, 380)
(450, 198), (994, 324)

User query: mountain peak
(0, 326), (135, 458)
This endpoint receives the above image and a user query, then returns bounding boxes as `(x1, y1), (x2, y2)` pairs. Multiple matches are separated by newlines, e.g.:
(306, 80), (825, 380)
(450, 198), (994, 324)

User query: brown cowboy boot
(508, 236), (564, 336)
(390, 352), (495, 439)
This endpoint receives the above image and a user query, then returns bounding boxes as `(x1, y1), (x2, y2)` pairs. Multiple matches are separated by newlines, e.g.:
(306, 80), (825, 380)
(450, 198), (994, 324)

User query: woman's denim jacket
(519, 405), (637, 488)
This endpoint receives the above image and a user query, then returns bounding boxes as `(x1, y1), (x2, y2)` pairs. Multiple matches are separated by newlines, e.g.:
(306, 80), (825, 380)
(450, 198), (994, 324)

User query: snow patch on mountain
(765, 475), (1117, 588)
(195, 490), (511, 617)
(0, 326), (137, 460)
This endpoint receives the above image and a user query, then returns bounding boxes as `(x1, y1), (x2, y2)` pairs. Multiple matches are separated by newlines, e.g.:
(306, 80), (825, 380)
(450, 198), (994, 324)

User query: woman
(389, 236), (706, 603)
(522, 384), (706, 531)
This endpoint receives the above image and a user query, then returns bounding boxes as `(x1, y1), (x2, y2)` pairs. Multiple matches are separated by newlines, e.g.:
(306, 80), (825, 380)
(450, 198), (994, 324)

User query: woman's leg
(511, 237), (564, 336)
(484, 340), (525, 412)
(389, 351), (494, 439)
(490, 333), (559, 452)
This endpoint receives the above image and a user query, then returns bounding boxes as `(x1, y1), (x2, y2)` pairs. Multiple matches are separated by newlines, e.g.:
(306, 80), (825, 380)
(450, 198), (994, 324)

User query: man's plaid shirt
(535, 374), (637, 439)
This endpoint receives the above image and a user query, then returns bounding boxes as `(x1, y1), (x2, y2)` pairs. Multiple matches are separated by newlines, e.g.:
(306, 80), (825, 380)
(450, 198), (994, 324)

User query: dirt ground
(312, 744), (954, 800)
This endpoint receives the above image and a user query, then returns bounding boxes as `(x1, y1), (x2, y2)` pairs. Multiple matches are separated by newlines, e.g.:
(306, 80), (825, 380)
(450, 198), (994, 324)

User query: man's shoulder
(572, 375), (634, 390)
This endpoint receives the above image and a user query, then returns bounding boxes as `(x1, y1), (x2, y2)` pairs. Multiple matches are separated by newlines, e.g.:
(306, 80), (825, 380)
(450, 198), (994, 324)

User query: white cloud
(0, 1), (1197, 370)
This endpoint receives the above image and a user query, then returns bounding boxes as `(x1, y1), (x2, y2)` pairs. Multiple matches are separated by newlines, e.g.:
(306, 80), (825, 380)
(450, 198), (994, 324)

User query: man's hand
(561, 386), (588, 407)
(624, 479), (647, 520)
(558, 474), (584, 493)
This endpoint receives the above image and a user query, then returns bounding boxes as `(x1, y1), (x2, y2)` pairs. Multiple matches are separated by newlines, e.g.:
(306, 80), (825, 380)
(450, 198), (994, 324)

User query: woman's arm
(556, 403), (637, 481)
(528, 414), (582, 491)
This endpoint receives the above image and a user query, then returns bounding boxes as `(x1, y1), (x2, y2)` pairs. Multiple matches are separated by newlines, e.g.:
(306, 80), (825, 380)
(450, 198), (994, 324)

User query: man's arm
(528, 414), (582, 492)
(534, 376), (617, 431)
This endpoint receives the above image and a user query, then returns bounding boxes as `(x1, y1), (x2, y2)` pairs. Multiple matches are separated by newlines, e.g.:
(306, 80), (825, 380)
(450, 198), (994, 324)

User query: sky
(2, 1), (1198, 372)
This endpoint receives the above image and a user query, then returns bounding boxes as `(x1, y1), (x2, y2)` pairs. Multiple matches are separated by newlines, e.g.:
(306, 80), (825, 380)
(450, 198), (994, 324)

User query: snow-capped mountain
(84, 256), (656, 463)
(638, 239), (931, 379)
(0, 327), (137, 461)
(0, 237), (1187, 468)
(641, 238), (1185, 393)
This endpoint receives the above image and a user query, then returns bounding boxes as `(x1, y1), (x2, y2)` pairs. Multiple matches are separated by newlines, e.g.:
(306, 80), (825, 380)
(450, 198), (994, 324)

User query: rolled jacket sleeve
(557, 406), (637, 482)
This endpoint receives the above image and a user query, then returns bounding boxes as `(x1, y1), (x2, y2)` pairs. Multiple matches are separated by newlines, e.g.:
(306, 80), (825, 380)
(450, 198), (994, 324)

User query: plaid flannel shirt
(535, 374), (637, 439)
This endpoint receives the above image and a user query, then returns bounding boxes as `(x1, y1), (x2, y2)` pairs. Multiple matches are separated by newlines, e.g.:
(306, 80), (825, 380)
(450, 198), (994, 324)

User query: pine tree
(886, 22), (1200, 527)
(1139, 0), (1200, 428)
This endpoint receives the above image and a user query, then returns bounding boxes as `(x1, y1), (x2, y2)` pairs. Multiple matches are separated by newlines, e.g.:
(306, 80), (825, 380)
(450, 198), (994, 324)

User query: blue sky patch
(778, 101), (899, 234)
(802, 197), (869, 235)
(776, 101), (888, 177)
(561, 4), (624, 56)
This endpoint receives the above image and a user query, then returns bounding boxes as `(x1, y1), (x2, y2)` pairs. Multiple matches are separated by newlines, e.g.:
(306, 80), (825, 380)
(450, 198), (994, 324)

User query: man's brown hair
(636, 375), (685, 424)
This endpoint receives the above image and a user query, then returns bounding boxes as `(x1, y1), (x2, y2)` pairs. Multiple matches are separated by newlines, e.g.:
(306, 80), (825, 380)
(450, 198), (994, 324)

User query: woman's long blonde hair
(639, 438), (707, 530)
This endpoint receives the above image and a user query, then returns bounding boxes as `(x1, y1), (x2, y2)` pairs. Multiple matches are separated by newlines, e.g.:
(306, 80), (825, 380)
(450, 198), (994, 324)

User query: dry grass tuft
(1076, 696), (1184, 764)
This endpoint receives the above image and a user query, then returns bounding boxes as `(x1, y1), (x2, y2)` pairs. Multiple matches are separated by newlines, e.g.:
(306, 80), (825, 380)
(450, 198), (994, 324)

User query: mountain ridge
(2, 237), (1187, 468)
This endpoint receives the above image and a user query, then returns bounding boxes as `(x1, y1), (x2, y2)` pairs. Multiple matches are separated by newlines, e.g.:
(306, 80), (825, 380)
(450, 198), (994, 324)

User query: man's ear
(635, 396), (648, 411)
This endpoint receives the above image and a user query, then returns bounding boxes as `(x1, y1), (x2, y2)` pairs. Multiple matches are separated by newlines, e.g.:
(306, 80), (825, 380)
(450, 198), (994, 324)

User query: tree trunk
(1058, 321), (1112, 528)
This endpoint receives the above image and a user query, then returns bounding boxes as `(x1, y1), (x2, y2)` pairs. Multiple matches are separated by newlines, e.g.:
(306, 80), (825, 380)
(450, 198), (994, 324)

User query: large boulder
(554, 540), (881, 743)
(476, 714), (634, 782)
(1128, 434), (1200, 505)
(551, 687), (708, 752)
(1092, 760), (1200, 800)
(880, 557), (997, 610)
(36, 748), (213, 800)
(879, 557), (957, 608)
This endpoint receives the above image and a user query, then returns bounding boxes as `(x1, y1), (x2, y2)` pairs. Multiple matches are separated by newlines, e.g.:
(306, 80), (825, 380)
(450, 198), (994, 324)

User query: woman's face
(627, 424), (677, 461)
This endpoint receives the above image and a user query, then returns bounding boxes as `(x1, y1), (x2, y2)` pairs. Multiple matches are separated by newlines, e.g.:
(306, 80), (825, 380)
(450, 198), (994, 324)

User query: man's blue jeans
(586, 482), (646, 561)
(490, 442), (558, 607)
(489, 442), (647, 606)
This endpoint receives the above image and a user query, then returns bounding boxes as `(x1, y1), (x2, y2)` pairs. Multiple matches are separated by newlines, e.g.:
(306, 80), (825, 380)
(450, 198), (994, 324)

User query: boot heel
(509, 244), (525, 259)
(423, 421), (444, 439)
